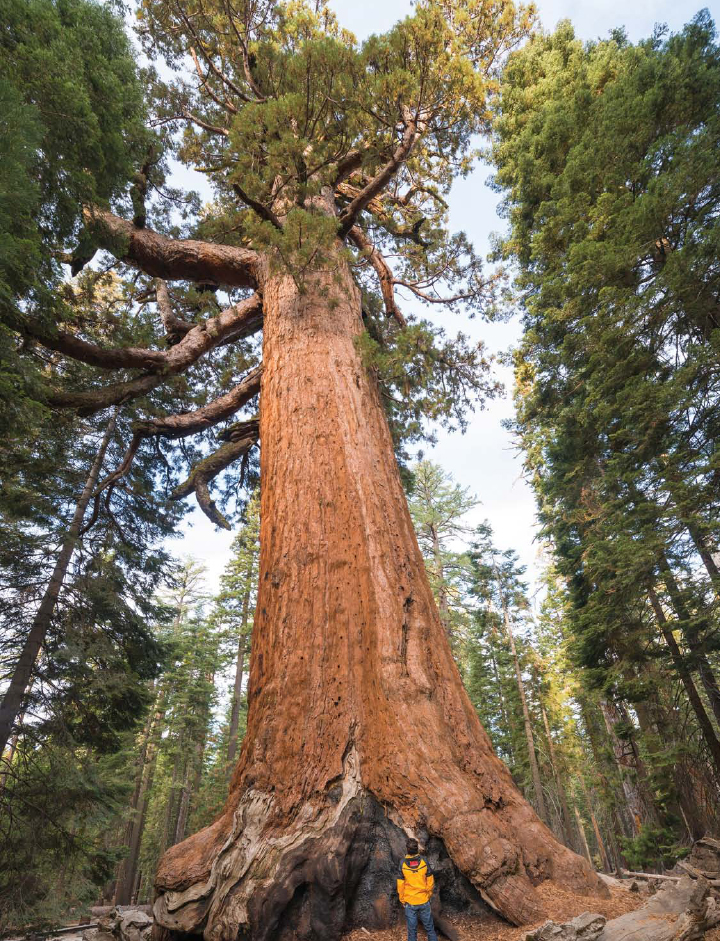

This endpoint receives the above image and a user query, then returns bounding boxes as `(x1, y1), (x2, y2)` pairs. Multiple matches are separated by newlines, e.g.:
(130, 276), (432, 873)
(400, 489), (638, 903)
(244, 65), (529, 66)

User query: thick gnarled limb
(82, 207), (261, 287)
(134, 367), (262, 440)
(45, 297), (262, 414)
(172, 420), (259, 529)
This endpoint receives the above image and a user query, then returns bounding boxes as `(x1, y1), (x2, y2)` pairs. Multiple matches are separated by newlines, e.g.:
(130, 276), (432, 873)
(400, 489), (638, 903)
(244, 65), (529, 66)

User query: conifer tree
(1, 0), (607, 932)
(407, 461), (476, 647)
(212, 492), (260, 767)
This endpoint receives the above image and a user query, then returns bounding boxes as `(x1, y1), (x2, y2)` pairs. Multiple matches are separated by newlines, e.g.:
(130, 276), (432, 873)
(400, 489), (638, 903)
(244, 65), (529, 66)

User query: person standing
(396, 838), (439, 941)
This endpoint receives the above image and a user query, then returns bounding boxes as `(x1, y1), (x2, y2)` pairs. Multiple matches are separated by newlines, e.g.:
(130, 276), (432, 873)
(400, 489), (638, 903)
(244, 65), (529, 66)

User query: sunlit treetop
(137, 0), (534, 299)
(3, 0), (535, 528)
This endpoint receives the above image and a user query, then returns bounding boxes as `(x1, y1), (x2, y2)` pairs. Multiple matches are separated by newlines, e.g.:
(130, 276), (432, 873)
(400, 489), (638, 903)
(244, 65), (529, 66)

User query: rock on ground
(83, 909), (152, 941)
(523, 875), (712, 941)
(525, 911), (606, 940)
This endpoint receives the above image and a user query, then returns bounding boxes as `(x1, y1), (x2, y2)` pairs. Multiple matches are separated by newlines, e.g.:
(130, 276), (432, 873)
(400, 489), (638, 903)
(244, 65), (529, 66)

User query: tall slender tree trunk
(175, 763), (194, 846)
(163, 730), (186, 852)
(658, 460), (720, 590)
(115, 691), (158, 902)
(153, 252), (603, 941)
(599, 700), (659, 834)
(632, 680), (708, 840)
(116, 694), (165, 904)
(227, 585), (251, 765)
(659, 556), (720, 726)
(578, 697), (633, 842)
(649, 587), (720, 777)
(574, 807), (593, 866)
(0, 731), (20, 793)
(495, 582), (548, 825)
(0, 411), (117, 755)
(489, 636), (515, 765)
(431, 526), (451, 637)
(541, 706), (575, 851)
(578, 779), (610, 874)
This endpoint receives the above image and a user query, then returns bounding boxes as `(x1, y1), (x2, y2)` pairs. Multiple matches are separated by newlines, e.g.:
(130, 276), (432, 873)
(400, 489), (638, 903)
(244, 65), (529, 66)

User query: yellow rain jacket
(396, 854), (435, 906)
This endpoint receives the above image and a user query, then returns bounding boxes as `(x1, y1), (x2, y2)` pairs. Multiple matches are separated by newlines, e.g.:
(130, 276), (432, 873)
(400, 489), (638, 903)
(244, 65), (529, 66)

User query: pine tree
(212, 492), (260, 768)
(407, 461), (476, 649)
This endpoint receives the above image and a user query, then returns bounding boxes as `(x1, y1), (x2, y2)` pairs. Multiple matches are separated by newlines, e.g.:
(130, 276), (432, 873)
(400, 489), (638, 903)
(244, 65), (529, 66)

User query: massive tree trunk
(153, 251), (604, 941)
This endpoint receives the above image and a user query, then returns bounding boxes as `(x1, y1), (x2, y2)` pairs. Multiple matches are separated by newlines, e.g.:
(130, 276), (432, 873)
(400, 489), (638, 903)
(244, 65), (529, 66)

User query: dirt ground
(342, 883), (642, 941)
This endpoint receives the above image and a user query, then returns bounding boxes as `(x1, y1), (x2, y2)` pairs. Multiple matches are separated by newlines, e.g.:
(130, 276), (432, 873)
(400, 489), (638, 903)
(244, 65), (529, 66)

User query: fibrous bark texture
(153, 249), (604, 941)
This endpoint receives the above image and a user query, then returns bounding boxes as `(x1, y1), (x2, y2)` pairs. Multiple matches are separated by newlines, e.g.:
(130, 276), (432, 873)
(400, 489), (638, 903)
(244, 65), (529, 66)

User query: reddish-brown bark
(152, 248), (605, 941)
(82, 207), (260, 287)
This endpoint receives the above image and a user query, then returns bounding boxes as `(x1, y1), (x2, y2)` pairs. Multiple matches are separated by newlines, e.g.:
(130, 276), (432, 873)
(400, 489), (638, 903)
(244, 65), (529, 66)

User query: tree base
(154, 748), (604, 941)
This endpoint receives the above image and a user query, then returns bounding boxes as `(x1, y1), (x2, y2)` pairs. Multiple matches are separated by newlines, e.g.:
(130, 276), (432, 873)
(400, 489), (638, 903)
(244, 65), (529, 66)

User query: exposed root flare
(154, 750), (491, 941)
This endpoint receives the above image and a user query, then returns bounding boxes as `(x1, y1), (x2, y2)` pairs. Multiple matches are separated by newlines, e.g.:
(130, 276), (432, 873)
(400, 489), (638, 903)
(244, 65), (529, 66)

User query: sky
(172, 0), (715, 596)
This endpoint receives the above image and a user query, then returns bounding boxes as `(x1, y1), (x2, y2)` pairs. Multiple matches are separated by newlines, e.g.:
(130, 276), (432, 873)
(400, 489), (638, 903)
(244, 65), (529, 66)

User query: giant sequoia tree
(3, 0), (607, 936)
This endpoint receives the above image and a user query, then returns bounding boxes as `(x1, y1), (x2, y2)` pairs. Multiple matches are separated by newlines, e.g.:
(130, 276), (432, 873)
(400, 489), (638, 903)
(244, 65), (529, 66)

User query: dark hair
(406, 838), (419, 855)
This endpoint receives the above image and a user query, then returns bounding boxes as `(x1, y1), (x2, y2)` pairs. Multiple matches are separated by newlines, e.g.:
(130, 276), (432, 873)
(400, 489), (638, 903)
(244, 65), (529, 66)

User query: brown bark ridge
(152, 248), (605, 941)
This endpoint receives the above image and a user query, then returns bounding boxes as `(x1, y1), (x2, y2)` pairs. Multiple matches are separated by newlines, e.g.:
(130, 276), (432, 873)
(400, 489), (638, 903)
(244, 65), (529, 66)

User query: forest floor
(342, 883), (642, 941)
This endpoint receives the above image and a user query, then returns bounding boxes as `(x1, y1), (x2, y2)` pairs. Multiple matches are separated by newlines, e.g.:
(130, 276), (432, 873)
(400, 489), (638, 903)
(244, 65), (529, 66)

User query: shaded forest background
(1, 0), (719, 929)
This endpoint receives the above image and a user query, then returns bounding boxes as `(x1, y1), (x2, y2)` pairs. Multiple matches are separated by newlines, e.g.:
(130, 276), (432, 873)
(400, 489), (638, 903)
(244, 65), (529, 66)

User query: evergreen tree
(407, 461), (476, 648)
(2, 0), (609, 929)
(212, 492), (260, 768)
(492, 11), (720, 862)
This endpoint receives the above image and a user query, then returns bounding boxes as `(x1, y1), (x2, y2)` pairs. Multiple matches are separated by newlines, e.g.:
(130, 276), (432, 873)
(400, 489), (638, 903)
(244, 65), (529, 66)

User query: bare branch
(189, 45), (239, 114)
(82, 207), (260, 288)
(337, 112), (423, 237)
(132, 366), (261, 439)
(172, 420), (260, 529)
(231, 183), (283, 230)
(394, 279), (480, 305)
(181, 110), (230, 136)
(92, 433), (143, 498)
(348, 226), (407, 328)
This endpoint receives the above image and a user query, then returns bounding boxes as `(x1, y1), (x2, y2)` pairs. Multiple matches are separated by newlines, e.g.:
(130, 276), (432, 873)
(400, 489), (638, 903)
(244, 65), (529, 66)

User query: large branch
(337, 113), (422, 238)
(156, 280), (195, 339)
(333, 146), (373, 186)
(348, 226), (407, 328)
(92, 369), (261, 500)
(47, 373), (165, 416)
(45, 296), (263, 413)
(172, 420), (260, 529)
(337, 182), (429, 246)
(82, 207), (260, 288)
(133, 366), (261, 439)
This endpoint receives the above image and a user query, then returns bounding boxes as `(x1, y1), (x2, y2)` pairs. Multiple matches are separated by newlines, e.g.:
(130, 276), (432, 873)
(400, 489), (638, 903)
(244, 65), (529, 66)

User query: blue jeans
(404, 901), (438, 941)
